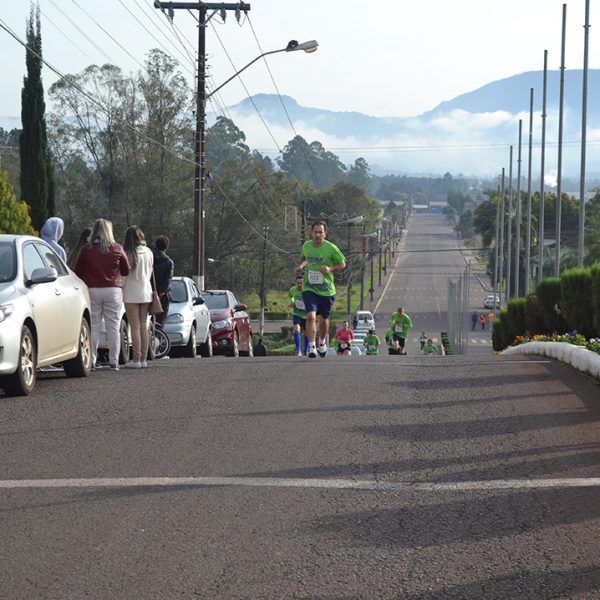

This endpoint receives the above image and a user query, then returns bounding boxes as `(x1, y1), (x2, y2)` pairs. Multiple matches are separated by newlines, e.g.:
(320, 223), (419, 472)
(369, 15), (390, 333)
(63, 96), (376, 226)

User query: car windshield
(171, 280), (188, 303)
(201, 292), (229, 309)
(0, 242), (16, 283)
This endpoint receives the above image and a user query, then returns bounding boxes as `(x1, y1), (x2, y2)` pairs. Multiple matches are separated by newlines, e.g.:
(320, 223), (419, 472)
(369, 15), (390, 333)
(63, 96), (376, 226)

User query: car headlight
(165, 313), (184, 324)
(0, 304), (13, 323)
(212, 318), (233, 330)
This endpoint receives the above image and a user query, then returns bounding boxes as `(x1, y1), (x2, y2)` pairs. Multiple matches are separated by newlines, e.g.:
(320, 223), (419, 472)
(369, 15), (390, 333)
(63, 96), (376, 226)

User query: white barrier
(502, 341), (600, 381)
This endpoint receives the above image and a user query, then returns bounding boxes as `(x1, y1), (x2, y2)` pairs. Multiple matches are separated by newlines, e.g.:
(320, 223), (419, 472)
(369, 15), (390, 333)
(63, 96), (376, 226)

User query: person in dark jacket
(153, 235), (174, 325)
(254, 338), (267, 356)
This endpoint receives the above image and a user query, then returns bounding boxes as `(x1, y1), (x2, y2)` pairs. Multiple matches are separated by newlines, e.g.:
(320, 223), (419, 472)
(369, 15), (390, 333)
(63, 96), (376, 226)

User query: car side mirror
(193, 297), (205, 305)
(27, 267), (58, 286)
(234, 303), (247, 311)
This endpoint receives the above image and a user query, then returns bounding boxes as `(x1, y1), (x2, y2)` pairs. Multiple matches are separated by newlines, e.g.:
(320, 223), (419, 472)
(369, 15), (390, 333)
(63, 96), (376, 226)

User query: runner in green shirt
(295, 221), (346, 358)
(288, 276), (307, 356)
(390, 307), (412, 355)
(422, 339), (438, 355)
(363, 329), (380, 356)
(385, 327), (400, 355)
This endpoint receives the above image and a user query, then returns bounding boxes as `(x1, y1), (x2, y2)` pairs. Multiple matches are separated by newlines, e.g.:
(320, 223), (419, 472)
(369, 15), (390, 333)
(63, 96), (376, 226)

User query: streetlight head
(207, 258), (215, 263)
(286, 39), (318, 53)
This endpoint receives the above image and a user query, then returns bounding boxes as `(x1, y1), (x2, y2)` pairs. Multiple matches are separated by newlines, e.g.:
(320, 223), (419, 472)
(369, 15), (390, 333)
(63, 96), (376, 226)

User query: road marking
(2, 476), (600, 492)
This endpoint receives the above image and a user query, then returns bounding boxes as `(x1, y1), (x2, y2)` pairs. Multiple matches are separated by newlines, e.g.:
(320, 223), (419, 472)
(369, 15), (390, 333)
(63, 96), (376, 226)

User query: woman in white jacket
(122, 226), (154, 368)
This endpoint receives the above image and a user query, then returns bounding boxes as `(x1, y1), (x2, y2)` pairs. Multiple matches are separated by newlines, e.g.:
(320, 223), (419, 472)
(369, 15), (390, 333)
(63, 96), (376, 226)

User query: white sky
(0, 1), (596, 176)
(0, 0), (593, 118)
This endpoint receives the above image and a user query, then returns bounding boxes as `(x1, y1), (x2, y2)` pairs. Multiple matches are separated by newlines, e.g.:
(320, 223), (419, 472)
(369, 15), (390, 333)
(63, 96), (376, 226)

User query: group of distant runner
(290, 220), (439, 357)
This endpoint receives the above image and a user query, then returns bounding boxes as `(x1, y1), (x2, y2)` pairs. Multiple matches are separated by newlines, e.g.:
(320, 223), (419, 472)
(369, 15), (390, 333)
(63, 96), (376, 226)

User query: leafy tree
(0, 171), (36, 235)
(19, 5), (55, 230)
(585, 191), (600, 265)
(347, 157), (370, 189)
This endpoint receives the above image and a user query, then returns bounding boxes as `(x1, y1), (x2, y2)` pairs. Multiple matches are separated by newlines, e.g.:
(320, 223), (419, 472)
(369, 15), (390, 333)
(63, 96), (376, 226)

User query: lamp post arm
(207, 48), (285, 100)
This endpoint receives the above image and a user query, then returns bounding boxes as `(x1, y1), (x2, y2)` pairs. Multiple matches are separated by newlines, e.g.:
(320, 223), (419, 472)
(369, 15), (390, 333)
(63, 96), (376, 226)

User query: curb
(502, 341), (600, 381)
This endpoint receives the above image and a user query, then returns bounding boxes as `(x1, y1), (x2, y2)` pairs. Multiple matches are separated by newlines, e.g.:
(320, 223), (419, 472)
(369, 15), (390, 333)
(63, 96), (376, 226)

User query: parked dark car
(201, 290), (253, 357)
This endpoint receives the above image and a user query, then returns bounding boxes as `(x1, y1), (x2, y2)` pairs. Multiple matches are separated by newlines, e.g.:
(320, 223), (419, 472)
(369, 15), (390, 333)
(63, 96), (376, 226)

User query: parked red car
(201, 290), (253, 357)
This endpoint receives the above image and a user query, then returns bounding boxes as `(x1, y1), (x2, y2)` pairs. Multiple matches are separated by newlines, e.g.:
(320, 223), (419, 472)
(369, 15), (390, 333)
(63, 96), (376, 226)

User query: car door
(34, 241), (82, 353)
(229, 292), (250, 346)
(21, 242), (65, 360)
(191, 281), (209, 340)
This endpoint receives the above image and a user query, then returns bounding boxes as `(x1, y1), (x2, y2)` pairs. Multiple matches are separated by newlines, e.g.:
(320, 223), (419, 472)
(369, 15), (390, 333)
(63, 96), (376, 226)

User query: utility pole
(525, 88), (534, 294)
(578, 0), (590, 266)
(359, 221), (366, 310)
(369, 240), (374, 303)
(259, 225), (268, 337)
(515, 120), (522, 298)
(506, 145), (513, 300)
(499, 168), (506, 308)
(493, 183), (500, 318)
(556, 3), (567, 276)
(538, 49), (548, 285)
(154, 1), (251, 291)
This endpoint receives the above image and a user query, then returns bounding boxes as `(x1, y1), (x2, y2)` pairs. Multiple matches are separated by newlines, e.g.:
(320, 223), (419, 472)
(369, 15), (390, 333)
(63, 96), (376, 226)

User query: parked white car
(483, 294), (500, 309)
(163, 277), (212, 357)
(353, 310), (375, 330)
(0, 235), (92, 395)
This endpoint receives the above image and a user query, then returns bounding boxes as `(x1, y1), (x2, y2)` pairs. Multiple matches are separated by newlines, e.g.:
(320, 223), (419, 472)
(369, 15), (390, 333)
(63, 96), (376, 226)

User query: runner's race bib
(368, 345), (375, 351)
(308, 269), (324, 285)
(294, 299), (306, 310)
(340, 342), (348, 349)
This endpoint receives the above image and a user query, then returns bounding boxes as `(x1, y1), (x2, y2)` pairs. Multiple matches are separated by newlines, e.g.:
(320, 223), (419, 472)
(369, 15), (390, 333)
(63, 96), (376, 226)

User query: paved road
(3, 214), (600, 599)
(375, 213), (493, 354)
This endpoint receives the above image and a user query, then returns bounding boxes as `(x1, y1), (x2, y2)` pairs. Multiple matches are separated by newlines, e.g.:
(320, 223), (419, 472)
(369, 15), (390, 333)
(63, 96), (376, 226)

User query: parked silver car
(0, 235), (92, 395)
(163, 276), (212, 358)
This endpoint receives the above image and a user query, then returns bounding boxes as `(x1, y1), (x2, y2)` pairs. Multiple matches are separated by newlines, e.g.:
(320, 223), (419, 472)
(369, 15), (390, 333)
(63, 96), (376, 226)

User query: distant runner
(390, 307), (412, 355)
(334, 321), (354, 356)
(288, 275), (308, 356)
(295, 220), (346, 358)
(422, 338), (438, 355)
(385, 327), (400, 355)
(363, 328), (380, 356)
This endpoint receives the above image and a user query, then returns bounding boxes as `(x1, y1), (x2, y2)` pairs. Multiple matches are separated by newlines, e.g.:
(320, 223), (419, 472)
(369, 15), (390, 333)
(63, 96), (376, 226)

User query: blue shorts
(292, 315), (306, 328)
(302, 291), (336, 319)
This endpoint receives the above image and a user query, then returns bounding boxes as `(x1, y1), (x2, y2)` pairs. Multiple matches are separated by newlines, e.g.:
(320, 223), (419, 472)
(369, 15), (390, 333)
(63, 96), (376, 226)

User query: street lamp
(192, 39), (318, 291)
(207, 256), (235, 290)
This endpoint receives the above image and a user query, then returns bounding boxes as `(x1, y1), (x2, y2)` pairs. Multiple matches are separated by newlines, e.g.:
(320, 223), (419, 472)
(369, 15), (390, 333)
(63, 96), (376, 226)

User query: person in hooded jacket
(40, 217), (67, 263)
(152, 235), (174, 325)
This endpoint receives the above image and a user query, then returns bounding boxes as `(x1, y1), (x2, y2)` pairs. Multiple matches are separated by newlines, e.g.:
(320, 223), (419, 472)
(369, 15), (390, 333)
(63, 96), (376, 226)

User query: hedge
(524, 294), (545, 335)
(535, 278), (567, 333)
(560, 267), (595, 338)
(506, 298), (527, 341)
(592, 264), (600, 335)
(492, 309), (510, 351)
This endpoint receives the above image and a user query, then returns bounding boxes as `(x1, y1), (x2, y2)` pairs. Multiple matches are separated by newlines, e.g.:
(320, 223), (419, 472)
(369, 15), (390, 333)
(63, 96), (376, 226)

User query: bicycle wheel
(153, 328), (171, 359)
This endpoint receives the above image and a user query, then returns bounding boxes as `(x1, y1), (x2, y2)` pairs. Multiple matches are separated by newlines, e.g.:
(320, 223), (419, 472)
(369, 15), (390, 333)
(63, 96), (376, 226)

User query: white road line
(2, 476), (600, 492)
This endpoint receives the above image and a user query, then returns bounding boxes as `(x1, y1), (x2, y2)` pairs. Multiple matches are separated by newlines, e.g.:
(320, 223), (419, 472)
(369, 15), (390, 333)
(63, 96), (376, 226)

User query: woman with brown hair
(122, 226), (154, 368)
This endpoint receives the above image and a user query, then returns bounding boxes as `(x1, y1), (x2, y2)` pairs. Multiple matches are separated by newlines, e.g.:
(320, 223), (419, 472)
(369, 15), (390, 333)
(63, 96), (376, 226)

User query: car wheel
(199, 329), (213, 357)
(118, 318), (129, 365)
(229, 331), (239, 357)
(2, 325), (36, 396)
(183, 325), (197, 358)
(63, 318), (92, 378)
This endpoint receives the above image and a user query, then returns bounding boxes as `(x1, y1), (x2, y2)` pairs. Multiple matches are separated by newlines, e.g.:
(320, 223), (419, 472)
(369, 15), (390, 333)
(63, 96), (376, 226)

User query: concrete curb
(502, 341), (600, 381)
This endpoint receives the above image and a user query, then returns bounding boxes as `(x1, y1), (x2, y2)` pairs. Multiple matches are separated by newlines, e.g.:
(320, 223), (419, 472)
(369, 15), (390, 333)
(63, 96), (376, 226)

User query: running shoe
(110, 363), (120, 371)
(307, 344), (317, 358)
(296, 351), (303, 357)
(317, 343), (327, 358)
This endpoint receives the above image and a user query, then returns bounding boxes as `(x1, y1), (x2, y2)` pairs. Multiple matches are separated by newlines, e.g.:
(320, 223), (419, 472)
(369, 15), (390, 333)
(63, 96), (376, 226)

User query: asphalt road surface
(2, 215), (600, 599)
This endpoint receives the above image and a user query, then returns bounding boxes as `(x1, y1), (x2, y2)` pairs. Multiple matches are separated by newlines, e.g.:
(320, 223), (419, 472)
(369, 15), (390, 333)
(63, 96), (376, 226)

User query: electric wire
(0, 16), (290, 255)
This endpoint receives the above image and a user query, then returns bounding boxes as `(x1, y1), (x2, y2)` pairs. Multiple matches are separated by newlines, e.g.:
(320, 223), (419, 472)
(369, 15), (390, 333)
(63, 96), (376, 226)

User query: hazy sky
(0, 1), (597, 176)
(0, 0), (594, 118)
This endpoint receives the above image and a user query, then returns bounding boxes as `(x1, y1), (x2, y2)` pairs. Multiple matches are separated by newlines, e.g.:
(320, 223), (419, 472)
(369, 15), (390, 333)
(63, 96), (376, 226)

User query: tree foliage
(0, 170), (36, 235)
(19, 5), (54, 230)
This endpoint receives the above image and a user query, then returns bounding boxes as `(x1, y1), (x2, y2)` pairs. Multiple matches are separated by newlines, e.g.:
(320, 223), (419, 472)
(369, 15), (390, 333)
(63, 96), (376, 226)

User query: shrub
(560, 267), (594, 338)
(506, 298), (527, 341)
(535, 278), (567, 333)
(592, 263), (600, 336)
(524, 294), (545, 335)
(492, 309), (510, 351)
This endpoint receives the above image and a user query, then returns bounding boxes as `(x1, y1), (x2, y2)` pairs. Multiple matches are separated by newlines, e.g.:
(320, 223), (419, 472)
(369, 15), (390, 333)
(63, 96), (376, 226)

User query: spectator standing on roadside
(488, 310), (495, 330)
(153, 235), (174, 325)
(479, 312), (487, 330)
(471, 311), (478, 331)
(41, 217), (67, 263)
(67, 227), (91, 269)
(254, 338), (267, 356)
(123, 226), (154, 369)
(74, 219), (130, 370)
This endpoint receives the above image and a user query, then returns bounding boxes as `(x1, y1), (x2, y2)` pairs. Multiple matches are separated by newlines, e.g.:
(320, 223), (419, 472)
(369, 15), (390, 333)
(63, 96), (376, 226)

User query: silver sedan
(0, 235), (92, 395)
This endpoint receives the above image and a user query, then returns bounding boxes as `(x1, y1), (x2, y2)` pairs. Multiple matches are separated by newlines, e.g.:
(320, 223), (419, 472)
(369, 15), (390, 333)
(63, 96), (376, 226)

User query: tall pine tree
(19, 5), (54, 231)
